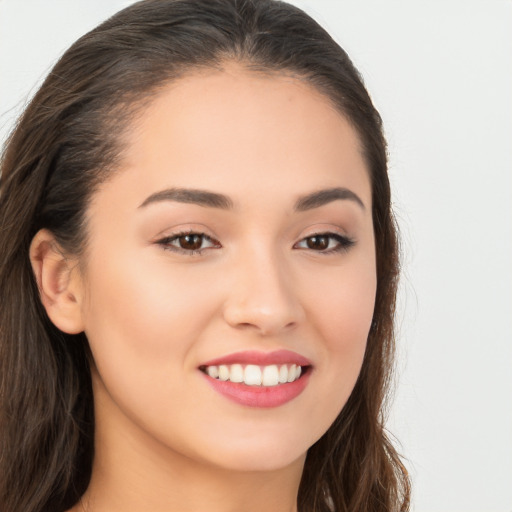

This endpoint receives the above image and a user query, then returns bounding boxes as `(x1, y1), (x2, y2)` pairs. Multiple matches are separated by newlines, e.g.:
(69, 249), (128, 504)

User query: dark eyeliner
(296, 232), (356, 254)
(156, 231), (220, 255)
(327, 233), (356, 253)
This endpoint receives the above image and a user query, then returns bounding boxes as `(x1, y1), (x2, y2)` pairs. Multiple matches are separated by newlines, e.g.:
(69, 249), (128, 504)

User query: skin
(31, 63), (376, 512)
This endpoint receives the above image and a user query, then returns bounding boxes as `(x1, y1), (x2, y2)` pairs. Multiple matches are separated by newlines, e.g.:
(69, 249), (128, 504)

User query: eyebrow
(139, 186), (365, 211)
(139, 188), (234, 209)
(294, 187), (366, 211)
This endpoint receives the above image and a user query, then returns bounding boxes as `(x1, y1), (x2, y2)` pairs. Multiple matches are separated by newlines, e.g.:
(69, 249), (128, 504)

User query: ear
(29, 229), (85, 334)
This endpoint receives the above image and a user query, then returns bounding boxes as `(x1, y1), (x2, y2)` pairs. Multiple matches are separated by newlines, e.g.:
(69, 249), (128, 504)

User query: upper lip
(200, 349), (312, 367)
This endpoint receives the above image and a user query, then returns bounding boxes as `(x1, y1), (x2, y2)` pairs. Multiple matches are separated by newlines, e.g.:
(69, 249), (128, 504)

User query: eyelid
(293, 231), (355, 254)
(153, 226), (355, 256)
(155, 230), (221, 255)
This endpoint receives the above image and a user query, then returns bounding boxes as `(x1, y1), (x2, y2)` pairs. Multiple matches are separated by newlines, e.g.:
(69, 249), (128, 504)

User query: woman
(0, 0), (409, 511)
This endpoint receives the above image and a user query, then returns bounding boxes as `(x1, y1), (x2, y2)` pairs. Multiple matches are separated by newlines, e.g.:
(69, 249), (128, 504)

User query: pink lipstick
(199, 350), (312, 408)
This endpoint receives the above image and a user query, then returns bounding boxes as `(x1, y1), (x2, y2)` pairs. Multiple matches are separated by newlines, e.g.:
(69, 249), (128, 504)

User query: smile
(200, 363), (304, 386)
(199, 350), (312, 408)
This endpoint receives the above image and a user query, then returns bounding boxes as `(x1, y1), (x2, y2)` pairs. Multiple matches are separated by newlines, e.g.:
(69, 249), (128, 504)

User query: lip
(201, 373), (310, 408)
(200, 349), (312, 367)
(199, 350), (312, 408)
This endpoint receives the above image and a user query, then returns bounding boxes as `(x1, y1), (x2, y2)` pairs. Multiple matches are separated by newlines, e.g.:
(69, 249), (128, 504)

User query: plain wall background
(1, 1), (511, 511)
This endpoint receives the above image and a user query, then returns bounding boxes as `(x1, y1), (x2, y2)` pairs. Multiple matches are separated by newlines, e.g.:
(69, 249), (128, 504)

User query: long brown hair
(0, 1), (409, 511)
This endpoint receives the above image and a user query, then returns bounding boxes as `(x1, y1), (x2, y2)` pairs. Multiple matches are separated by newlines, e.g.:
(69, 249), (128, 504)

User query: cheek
(322, 278), (376, 353)
(78, 250), (222, 430)
(81, 249), (216, 360)
(303, 254), (376, 396)
(308, 254), (376, 344)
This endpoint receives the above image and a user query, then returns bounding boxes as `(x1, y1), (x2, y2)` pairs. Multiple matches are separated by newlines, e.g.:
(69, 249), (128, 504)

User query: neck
(84, 460), (303, 512)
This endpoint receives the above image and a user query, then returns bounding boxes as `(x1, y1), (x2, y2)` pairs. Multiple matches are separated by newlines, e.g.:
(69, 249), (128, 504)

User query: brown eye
(295, 233), (355, 253)
(305, 235), (329, 250)
(157, 232), (219, 254)
(178, 234), (203, 251)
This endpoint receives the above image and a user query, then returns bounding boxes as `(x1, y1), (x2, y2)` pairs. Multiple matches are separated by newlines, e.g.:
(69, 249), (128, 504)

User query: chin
(207, 447), (307, 473)
(186, 428), (313, 473)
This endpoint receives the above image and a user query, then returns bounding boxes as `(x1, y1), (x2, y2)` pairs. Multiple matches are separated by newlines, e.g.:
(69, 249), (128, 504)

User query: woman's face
(75, 64), (376, 473)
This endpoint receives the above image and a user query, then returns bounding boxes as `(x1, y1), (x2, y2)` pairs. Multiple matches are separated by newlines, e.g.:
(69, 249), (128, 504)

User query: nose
(222, 246), (304, 336)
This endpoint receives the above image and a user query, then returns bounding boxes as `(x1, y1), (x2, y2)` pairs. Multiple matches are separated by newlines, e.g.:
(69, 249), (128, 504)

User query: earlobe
(29, 229), (85, 334)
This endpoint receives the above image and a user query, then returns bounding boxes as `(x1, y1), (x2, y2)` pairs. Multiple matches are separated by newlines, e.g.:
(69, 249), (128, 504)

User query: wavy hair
(0, 1), (409, 510)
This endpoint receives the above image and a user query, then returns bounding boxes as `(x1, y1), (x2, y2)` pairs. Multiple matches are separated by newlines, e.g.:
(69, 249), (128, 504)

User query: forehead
(101, 63), (371, 210)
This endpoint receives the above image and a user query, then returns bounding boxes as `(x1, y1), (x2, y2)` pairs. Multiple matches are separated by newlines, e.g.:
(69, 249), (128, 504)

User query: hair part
(0, 1), (409, 511)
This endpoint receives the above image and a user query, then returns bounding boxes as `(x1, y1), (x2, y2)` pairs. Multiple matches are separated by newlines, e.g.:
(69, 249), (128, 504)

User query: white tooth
(207, 366), (219, 379)
(244, 365), (262, 386)
(218, 365), (229, 381)
(295, 365), (302, 380)
(287, 364), (297, 382)
(230, 364), (244, 383)
(278, 364), (288, 383)
(262, 365), (279, 386)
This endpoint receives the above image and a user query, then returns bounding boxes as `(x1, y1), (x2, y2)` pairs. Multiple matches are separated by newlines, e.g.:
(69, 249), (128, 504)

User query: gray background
(1, 1), (511, 510)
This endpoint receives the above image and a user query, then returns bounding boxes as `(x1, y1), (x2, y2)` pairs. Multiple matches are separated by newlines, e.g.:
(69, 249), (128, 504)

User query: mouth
(199, 363), (310, 387)
(198, 350), (312, 408)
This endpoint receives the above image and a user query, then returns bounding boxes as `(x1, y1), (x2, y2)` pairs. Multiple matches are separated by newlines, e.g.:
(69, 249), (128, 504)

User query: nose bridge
(223, 239), (303, 335)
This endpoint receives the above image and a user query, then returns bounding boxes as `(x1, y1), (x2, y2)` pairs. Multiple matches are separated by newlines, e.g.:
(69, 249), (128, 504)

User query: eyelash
(156, 231), (220, 255)
(294, 232), (355, 254)
(156, 231), (355, 256)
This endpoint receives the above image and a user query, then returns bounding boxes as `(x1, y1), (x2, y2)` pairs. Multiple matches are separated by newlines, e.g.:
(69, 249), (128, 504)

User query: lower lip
(201, 371), (310, 408)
